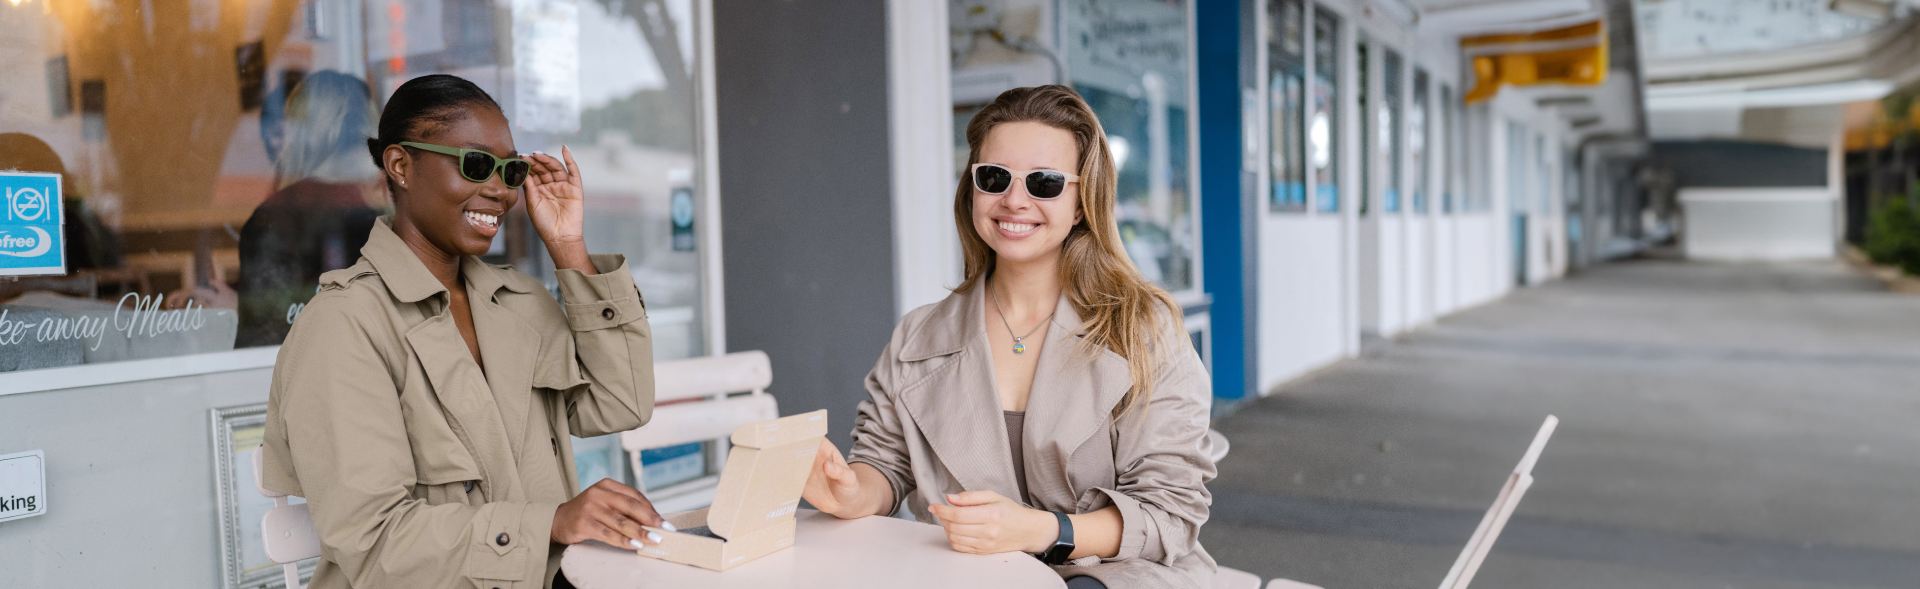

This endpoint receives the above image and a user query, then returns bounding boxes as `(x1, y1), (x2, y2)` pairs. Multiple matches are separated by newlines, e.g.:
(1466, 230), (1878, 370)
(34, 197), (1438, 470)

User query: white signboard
(0, 450), (47, 523)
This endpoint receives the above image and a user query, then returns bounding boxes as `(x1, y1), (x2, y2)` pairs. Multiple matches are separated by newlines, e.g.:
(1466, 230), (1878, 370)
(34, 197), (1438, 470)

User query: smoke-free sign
(0, 450), (47, 524)
(0, 171), (65, 277)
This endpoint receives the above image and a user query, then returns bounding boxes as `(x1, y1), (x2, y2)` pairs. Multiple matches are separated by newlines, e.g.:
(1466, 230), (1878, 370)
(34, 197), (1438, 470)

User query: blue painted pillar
(1197, 0), (1248, 400)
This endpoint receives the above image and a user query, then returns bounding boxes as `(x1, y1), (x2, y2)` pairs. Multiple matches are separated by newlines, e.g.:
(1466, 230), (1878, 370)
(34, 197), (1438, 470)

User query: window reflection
(0, 0), (709, 383)
(950, 0), (1198, 294)
(1311, 7), (1340, 213)
(1269, 0), (1308, 213)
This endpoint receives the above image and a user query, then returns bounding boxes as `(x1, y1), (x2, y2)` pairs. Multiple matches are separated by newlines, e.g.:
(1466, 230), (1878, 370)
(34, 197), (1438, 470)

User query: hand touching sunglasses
(971, 163), (1079, 199)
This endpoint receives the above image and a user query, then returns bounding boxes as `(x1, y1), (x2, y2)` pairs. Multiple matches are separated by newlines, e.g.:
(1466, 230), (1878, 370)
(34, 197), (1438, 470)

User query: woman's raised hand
(523, 145), (594, 272)
(802, 438), (873, 519)
(551, 478), (667, 549)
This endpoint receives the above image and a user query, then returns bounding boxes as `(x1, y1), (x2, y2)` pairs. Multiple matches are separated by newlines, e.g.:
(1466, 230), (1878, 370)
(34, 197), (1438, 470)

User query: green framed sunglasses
(399, 141), (533, 188)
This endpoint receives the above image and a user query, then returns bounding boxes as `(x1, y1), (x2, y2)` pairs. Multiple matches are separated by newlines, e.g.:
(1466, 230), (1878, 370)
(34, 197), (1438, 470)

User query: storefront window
(0, 0), (709, 376)
(1411, 68), (1429, 215)
(1311, 7), (1340, 213)
(1382, 49), (1402, 214)
(1268, 0), (1307, 213)
(1357, 39), (1369, 216)
(1440, 84), (1455, 214)
(0, 0), (714, 491)
(950, 0), (1199, 295)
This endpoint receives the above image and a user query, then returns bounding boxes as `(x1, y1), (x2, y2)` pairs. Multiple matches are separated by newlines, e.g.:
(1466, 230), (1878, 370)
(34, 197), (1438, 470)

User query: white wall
(0, 367), (274, 587)
(1680, 188), (1838, 261)
(1256, 217), (1351, 392)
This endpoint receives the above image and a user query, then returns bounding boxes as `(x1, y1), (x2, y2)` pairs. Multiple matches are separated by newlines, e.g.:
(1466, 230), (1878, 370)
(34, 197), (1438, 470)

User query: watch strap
(1038, 511), (1075, 565)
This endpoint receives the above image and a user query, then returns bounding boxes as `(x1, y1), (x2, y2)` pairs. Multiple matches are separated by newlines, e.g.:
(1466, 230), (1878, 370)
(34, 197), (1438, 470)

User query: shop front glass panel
(1440, 83), (1454, 214)
(1310, 7), (1340, 213)
(1268, 0), (1307, 212)
(1410, 68), (1428, 215)
(1356, 39), (1370, 217)
(1381, 49), (1401, 214)
(1062, 0), (1196, 293)
(0, 0), (712, 490)
(949, 0), (1198, 294)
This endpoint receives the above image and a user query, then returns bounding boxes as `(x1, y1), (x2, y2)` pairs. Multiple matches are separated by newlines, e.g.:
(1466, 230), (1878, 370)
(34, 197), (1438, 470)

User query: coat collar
(895, 284), (1131, 507)
(361, 216), (535, 305)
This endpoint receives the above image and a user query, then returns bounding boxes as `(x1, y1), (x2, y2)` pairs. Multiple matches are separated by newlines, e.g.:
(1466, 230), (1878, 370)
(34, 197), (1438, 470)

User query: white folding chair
(252, 450), (320, 589)
(1435, 415), (1558, 589)
(1209, 429), (1323, 589)
(620, 351), (777, 499)
(1206, 428), (1231, 464)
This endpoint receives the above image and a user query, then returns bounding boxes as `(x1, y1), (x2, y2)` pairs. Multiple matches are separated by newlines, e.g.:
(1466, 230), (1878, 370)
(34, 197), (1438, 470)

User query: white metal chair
(1434, 415), (1558, 589)
(620, 350), (777, 499)
(252, 449), (319, 589)
(1208, 428), (1324, 589)
(1206, 428), (1230, 464)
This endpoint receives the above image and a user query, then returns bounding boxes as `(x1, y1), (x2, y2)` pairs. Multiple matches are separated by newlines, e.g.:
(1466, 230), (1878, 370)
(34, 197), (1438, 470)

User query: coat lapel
(897, 287), (1023, 501)
(1021, 296), (1131, 506)
(364, 218), (526, 501)
(465, 258), (541, 463)
(405, 311), (524, 500)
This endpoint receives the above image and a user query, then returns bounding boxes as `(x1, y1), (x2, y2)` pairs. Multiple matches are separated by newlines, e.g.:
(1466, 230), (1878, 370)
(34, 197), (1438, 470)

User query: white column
(886, 0), (962, 316)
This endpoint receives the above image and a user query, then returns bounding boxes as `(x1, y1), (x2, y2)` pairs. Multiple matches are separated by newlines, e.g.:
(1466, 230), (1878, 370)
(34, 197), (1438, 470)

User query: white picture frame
(211, 403), (315, 589)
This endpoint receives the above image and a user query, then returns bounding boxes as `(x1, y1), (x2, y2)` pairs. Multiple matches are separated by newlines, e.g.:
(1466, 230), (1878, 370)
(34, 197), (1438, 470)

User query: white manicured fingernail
(647, 532), (664, 543)
(662, 522), (677, 532)
(629, 539), (644, 550)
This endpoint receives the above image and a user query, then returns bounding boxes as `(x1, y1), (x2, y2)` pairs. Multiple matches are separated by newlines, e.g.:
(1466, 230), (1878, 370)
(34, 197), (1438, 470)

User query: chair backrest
(253, 449), (320, 589)
(620, 351), (778, 490)
(1205, 429), (1230, 464)
(1436, 415), (1558, 589)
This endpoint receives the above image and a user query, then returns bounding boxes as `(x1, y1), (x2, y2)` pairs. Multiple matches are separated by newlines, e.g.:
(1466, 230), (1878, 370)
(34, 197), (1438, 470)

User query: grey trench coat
(260, 217), (655, 589)
(847, 286), (1218, 589)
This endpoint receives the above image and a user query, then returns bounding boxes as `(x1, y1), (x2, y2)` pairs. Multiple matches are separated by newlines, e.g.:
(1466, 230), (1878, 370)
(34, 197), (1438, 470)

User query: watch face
(1041, 542), (1075, 565)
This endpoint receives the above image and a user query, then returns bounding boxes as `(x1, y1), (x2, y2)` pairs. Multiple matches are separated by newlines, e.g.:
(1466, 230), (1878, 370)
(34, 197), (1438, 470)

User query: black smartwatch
(1036, 511), (1075, 565)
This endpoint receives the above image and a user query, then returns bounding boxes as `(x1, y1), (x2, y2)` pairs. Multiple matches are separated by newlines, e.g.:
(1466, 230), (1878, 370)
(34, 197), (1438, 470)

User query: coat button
(496, 532), (511, 546)
(601, 307), (615, 320)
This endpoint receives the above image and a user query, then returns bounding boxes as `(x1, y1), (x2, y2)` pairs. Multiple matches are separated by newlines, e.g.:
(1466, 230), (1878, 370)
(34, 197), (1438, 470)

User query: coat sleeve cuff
(1082, 487), (1150, 562)
(556, 255), (647, 331)
(847, 458), (912, 515)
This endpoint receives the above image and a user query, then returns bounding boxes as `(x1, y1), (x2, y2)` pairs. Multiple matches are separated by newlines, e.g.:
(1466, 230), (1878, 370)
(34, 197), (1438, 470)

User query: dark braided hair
(365, 74), (503, 196)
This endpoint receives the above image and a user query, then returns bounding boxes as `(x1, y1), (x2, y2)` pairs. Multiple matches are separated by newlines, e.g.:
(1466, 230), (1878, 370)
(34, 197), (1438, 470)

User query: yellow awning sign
(1462, 21), (1608, 103)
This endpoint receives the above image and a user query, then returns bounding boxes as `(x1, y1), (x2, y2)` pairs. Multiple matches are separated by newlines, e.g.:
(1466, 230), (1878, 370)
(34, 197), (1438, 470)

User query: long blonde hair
(953, 85), (1186, 419)
(276, 72), (379, 190)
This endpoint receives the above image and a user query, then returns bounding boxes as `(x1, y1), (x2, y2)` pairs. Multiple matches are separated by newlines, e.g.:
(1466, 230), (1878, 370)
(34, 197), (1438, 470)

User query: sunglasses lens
(460, 151), (496, 183)
(974, 165), (1013, 194)
(1026, 171), (1068, 199)
(502, 160), (530, 188)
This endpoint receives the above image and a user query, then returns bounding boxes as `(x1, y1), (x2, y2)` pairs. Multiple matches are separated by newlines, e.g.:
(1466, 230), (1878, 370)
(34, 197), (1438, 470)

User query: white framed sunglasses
(970, 163), (1080, 199)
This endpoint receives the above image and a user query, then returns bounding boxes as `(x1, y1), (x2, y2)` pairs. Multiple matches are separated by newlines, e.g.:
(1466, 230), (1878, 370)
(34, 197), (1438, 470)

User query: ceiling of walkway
(1635, 0), (1884, 62)
(1635, 0), (1919, 118)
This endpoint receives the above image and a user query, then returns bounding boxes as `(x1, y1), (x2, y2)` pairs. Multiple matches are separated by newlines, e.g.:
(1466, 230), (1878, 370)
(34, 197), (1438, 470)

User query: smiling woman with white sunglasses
(802, 85), (1218, 589)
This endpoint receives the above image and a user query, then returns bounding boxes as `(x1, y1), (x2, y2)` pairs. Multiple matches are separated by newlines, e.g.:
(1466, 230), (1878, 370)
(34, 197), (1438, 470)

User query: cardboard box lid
(706, 410), (828, 540)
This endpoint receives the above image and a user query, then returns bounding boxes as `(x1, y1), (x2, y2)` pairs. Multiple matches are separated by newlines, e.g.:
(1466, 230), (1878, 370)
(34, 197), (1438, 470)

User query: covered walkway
(1204, 260), (1920, 588)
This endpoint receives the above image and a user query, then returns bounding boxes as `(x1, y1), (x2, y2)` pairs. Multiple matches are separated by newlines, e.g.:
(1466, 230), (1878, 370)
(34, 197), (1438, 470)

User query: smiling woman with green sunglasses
(261, 74), (665, 589)
(398, 140), (533, 188)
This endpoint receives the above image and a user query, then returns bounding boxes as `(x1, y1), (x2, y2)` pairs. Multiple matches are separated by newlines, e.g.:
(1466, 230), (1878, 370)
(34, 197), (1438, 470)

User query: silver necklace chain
(991, 278), (1056, 355)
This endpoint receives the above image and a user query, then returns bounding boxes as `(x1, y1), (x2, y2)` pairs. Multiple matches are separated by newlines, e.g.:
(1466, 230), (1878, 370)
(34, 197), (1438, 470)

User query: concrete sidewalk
(1204, 260), (1920, 589)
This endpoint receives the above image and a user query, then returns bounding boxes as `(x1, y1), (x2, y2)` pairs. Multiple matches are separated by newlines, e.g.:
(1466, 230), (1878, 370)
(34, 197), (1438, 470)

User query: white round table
(561, 509), (1067, 589)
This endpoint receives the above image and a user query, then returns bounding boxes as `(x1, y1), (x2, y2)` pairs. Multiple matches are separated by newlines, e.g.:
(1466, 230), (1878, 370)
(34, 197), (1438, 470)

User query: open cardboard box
(635, 409), (828, 571)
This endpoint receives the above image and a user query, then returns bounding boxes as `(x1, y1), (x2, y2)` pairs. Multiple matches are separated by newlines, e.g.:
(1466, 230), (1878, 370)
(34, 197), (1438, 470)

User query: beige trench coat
(260, 218), (655, 589)
(848, 286), (1218, 589)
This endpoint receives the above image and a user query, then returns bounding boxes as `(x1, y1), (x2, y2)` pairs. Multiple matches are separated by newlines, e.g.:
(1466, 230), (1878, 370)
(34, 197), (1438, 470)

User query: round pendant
(1013, 341), (1026, 355)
